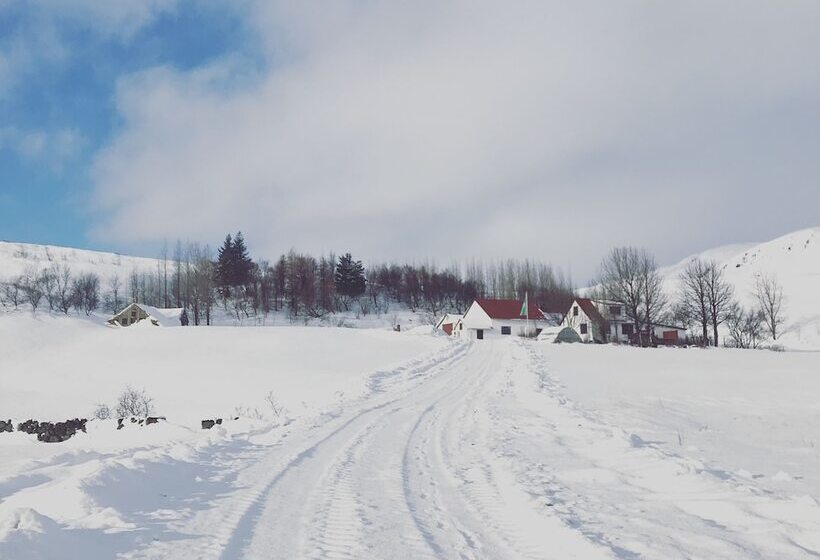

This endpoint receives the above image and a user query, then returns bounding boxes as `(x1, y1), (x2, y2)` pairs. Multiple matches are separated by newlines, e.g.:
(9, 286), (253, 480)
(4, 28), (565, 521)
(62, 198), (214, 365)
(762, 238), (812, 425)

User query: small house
(456, 298), (547, 340)
(435, 313), (463, 336)
(108, 303), (188, 327)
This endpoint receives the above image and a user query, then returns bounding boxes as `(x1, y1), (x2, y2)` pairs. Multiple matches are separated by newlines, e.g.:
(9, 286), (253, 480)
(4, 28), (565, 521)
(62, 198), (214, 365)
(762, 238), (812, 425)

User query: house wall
(561, 302), (598, 343)
(462, 318), (546, 340)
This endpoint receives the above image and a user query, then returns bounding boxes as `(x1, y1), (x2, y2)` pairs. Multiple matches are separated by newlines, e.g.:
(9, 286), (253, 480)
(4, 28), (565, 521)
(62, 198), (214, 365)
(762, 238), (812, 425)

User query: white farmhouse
(456, 299), (547, 340)
(562, 298), (687, 344)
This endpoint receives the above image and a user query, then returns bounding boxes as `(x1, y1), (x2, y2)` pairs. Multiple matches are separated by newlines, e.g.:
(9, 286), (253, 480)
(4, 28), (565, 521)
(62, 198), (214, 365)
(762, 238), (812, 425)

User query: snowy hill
(661, 227), (820, 348)
(0, 240), (160, 281)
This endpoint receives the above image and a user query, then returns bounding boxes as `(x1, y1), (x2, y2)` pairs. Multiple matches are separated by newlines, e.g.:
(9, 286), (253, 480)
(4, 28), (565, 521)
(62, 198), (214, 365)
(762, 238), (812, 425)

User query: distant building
(108, 303), (188, 327)
(456, 299), (547, 340)
(562, 298), (686, 344)
(435, 313), (463, 335)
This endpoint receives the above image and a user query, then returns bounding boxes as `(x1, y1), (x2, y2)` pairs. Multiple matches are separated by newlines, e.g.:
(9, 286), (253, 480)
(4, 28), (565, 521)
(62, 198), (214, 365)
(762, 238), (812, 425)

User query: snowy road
(5, 338), (820, 559)
(113, 338), (820, 560)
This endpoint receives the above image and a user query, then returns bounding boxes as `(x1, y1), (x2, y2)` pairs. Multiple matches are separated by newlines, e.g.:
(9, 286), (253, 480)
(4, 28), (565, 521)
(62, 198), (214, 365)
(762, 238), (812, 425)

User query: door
(476, 329), (484, 340)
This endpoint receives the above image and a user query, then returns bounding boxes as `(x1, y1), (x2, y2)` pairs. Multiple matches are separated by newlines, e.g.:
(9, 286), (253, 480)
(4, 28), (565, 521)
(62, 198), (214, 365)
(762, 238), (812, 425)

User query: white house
(562, 298), (687, 344)
(435, 313), (463, 336)
(456, 299), (547, 340)
(108, 303), (188, 327)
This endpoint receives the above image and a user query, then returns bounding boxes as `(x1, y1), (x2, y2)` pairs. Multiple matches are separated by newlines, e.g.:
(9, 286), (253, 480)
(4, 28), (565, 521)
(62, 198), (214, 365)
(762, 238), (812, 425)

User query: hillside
(0, 240), (160, 281)
(661, 227), (820, 348)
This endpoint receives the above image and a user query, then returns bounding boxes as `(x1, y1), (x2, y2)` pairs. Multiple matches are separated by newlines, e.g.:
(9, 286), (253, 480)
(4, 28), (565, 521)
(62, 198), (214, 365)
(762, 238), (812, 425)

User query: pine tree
(231, 231), (255, 287)
(215, 232), (255, 298)
(335, 253), (366, 299)
(216, 234), (234, 297)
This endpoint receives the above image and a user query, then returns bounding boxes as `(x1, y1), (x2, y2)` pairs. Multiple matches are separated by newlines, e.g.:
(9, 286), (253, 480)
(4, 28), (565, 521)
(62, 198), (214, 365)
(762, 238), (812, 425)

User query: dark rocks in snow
(116, 416), (166, 430)
(0, 419), (13, 433)
(16, 418), (87, 443)
(201, 418), (223, 430)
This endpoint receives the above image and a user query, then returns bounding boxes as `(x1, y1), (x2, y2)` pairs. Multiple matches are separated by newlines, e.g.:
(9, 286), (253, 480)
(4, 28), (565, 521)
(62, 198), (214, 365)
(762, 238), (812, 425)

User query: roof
(111, 303), (184, 327)
(140, 305), (185, 326)
(435, 313), (463, 329)
(473, 299), (545, 321)
(574, 298), (607, 326)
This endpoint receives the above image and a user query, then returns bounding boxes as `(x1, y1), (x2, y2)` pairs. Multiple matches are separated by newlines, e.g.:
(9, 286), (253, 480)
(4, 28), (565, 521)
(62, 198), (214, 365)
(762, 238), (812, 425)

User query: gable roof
(574, 298), (607, 326)
(435, 313), (462, 329)
(474, 299), (545, 321)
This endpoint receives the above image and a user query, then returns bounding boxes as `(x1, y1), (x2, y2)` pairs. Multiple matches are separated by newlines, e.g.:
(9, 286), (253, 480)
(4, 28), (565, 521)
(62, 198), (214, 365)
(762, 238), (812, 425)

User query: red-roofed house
(456, 299), (548, 340)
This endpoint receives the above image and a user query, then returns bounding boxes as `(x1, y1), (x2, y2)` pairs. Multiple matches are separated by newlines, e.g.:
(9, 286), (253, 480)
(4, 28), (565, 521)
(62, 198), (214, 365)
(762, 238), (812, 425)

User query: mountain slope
(661, 227), (820, 347)
(0, 241), (160, 281)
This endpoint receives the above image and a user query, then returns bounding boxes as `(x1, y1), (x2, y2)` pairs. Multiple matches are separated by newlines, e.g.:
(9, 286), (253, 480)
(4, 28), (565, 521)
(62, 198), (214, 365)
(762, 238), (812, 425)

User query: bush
(93, 403), (112, 420)
(116, 386), (155, 418)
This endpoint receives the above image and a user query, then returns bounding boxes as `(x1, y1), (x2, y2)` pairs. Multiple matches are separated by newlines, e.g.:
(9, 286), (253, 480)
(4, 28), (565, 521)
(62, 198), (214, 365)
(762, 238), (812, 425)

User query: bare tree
(755, 273), (786, 340)
(108, 275), (122, 312)
(41, 267), (58, 311)
(20, 267), (45, 313)
(53, 264), (73, 314)
(726, 304), (764, 349)
(677, 259), (710, 345)
(71, 273), (100, 315)
(599, 247), (665, 333)
(1, 277), (22, 309)
(704, 261), (734, 347)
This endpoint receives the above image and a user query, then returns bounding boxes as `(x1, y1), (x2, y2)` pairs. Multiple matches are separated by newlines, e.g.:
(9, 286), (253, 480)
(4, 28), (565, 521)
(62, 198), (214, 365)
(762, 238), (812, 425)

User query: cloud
(0, 0), (178, 98)
(89, 1), (820, 279)
(1, 126), (85, 171)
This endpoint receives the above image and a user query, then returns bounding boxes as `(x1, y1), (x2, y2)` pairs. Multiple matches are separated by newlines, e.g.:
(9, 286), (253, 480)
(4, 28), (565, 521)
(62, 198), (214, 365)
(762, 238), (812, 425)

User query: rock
(0, 419), (13, 433)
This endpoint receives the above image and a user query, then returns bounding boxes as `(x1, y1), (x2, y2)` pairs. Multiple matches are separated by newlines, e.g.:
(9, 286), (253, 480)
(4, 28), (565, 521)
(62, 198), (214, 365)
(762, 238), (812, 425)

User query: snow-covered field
(2, 313), (819, 559)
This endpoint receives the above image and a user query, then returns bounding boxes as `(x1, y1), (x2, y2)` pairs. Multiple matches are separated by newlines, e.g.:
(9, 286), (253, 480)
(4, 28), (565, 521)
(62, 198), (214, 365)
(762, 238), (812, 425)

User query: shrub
(116, 386), (155, 418)
(93, 403), (112, 420)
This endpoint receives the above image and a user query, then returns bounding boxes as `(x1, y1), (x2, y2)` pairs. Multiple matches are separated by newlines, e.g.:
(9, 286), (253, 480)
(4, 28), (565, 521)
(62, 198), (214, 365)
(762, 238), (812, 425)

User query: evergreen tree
(334, 253), (366, 299)
(216, 234), (234, 297)
(215, 231), (255, 297)
(231, 231), (255, 287)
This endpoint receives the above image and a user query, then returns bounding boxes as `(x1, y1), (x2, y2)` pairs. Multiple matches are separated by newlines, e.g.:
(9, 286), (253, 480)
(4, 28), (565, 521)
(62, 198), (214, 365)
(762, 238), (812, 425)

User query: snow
(0, 240), (160, 280)
(2, 321), (819, 558)
(2, 232), (820, 558)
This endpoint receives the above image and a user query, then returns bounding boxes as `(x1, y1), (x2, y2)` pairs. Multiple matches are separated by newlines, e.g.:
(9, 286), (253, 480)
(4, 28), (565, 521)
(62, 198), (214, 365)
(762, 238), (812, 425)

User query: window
(622, 324), (634, 335)
(131, 310), (137, 317)
(573, 306), (579, 316)
(580, 323), (588, 334)
(122, 318), (129, 326)
(501, 326), (512, 335)
(609, 305), (621, 316)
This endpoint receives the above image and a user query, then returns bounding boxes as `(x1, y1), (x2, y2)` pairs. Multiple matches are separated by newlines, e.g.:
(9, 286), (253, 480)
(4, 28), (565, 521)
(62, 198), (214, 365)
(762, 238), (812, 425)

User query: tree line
(0, 232), (574, 325)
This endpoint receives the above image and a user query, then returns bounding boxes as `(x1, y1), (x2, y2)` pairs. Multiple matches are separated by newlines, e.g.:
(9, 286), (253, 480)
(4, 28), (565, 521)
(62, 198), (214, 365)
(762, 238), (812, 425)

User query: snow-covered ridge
(661, 227), (820, 347)
(0, 240), (160, 281)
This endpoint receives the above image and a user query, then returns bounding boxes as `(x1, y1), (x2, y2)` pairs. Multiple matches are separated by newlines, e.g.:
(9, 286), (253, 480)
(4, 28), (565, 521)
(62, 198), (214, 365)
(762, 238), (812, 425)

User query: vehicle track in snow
(124, 338), (820, 560)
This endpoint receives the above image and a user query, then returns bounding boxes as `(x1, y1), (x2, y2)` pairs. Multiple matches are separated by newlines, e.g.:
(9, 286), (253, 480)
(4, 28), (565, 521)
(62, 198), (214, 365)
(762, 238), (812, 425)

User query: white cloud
(0, 0), (178, 98)
(1, 126), (85, 170)
(90, 1), (820, 279)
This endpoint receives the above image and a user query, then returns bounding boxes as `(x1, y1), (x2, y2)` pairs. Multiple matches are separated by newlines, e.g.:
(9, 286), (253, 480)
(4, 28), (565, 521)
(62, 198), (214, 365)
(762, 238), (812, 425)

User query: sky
(1, 1), (820, 281)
